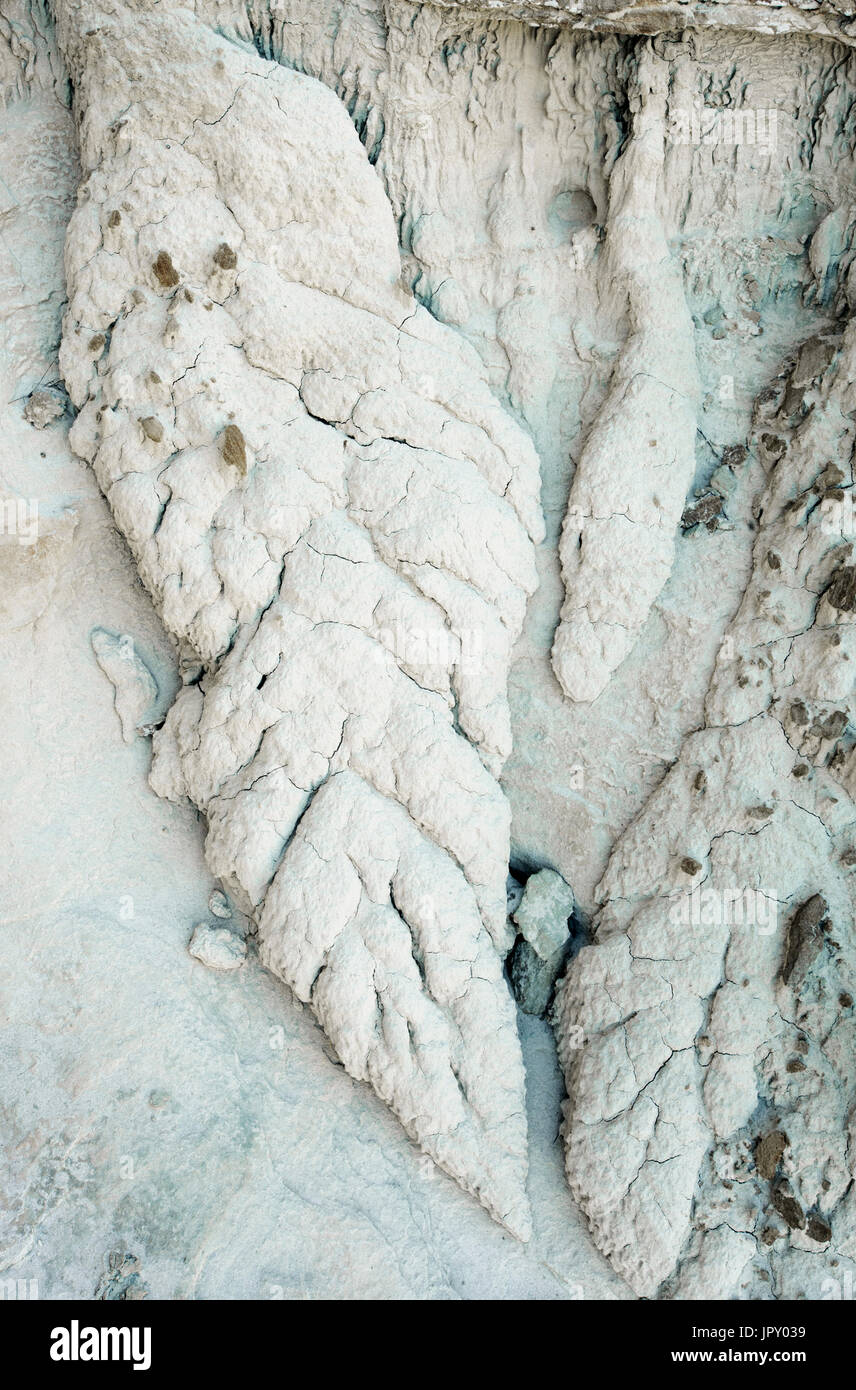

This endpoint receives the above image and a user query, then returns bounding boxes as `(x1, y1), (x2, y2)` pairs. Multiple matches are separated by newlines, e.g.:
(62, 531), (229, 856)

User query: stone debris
(213, 242), (237, 270)
(90, 627), (159, 744)
(221, 422), (246, 475)
(188, 922), (247, 972)
(23, 385), (65, 428)
(508, 867), (574, 1016)
(208, 888), (232, 919)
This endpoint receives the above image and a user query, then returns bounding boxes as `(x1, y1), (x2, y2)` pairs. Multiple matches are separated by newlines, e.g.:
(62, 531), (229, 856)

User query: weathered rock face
(5, 0), (856, 1301)
(230, 0), (856, 914)
(55, 0), (544, 1240)
(556, 322), (856, 1298)
(400, 0), (856, 46)
(551, 45), (700, 702)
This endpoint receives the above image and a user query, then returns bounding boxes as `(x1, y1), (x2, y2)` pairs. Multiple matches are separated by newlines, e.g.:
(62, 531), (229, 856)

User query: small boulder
(513, 867), (574, 962)
(23, 386), (65, 429)
(209, 889), (232, 920)
(509, 941), (560, 1017)
(188, 923), (246, 972)
(508, 868), (574, 1016)
(152, 250), (179, 288)
(221, 422), (247, 475)
(213, 242), (237, 270)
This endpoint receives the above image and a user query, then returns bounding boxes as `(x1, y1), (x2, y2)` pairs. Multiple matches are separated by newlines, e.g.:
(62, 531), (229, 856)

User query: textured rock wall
(556, 323), (856, 1298)
(4, 0), (856, 1300)
(210, 0), (855, 908)
(404, 0), (856, 45)
(55, 0), (546, 1239)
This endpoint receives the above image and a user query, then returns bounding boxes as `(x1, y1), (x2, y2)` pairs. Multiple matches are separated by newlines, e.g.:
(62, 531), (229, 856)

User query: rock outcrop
(551, 46), (700, 703)
(56, 0), (543, 1240)
(556, 324), (856, 1295)
(4, 0), (856, 1301)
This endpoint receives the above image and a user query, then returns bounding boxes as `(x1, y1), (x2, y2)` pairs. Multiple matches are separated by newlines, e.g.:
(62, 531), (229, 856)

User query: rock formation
(4, 0), (856, 1300)
(55, 0), (544, 1240)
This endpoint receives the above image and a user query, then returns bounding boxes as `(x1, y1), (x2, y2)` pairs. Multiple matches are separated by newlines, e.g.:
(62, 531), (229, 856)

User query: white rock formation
(509, 867), (574, 1016)
(55, 0), (543, 1240)
(188, 921), (247, 972)
(90, 627), (158, 742)
(417, 0), (856, 43)
(551, 47), (700, 703)
(555, 324), (856, 1296)
(7, 0), (856, 1304)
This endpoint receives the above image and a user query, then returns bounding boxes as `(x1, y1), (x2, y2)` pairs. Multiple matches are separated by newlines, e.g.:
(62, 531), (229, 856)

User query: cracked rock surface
(55, 0), (544, 1239)
(555, 322), (856, 1298)
(5, 0), (856, 1303)
(551, 45), (700, 702)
